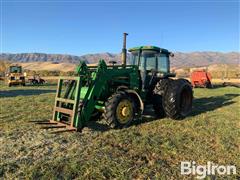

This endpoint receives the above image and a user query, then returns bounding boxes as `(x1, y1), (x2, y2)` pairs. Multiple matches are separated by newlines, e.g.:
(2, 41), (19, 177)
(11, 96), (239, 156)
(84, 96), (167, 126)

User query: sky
(1, 0), (239, 55)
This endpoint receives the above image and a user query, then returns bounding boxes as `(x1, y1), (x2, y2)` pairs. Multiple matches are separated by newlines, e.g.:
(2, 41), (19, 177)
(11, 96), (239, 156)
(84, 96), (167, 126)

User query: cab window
(10, 66), (22, 73)
(140, 50), (158, 71)
(157, 54), (169, 73)
(129, 51), (138, 66)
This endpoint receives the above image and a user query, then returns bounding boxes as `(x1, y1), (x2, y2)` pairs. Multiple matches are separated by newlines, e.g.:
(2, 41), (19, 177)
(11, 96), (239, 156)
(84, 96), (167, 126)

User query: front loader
(44, 33), (193, 132)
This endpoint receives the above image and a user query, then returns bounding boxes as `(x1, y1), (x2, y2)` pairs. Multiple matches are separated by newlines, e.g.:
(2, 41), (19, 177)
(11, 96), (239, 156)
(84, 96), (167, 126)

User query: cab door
(139, 50), (158, 90)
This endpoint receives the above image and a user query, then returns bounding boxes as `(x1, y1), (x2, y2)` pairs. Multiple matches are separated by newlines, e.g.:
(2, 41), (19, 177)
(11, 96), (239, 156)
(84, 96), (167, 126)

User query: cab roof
(128, 46), (170, 54)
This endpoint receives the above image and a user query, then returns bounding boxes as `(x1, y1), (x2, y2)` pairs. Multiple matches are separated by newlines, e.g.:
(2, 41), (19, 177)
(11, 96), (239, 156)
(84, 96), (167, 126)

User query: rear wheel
(32, 80), (38, 85)
(104, 91), (136, 128)
(152, 79), (172, 118)
(163, 79), (193, 119)
(206, 81), (213, 88)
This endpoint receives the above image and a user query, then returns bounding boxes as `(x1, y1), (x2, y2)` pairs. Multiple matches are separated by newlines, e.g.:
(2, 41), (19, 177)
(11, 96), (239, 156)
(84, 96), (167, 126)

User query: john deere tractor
(7, 65), (26, 87)
(46, 33), (193, 132)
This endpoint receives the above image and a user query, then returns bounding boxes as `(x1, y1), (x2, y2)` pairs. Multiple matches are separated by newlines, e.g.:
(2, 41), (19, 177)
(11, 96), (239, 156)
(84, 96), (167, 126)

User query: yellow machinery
(7, 65), (26, 87)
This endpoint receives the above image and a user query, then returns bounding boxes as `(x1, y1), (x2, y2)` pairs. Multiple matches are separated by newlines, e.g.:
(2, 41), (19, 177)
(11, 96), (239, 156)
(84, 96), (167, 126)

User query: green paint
(128, 46), (170, 54)
(51, 46), (174, 131)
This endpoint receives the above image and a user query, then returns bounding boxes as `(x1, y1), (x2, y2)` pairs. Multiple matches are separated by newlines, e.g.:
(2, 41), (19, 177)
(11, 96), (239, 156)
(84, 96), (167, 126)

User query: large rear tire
(152, 79), (172, 118)
(104, 91), (136, 129)
(163, 79), (193, 119)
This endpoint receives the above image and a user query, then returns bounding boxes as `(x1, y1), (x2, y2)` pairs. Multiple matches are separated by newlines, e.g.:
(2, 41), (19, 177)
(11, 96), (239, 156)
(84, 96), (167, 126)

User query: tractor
(44, 33), (193, 132)
(6, 65), (26, 87)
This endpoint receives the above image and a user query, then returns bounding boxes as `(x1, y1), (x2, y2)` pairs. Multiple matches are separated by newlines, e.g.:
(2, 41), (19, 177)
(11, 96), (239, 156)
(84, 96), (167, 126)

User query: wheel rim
(116, 99), (133, 124)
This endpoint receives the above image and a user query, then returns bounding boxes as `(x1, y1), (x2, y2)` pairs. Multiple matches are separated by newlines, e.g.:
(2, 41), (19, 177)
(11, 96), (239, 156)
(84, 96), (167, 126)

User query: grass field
(0, 82), (239, 179)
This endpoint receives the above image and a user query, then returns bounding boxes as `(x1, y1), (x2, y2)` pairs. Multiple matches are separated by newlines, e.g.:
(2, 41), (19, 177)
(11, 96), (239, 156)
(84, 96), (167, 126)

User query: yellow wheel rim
(116, 99), (133, 124)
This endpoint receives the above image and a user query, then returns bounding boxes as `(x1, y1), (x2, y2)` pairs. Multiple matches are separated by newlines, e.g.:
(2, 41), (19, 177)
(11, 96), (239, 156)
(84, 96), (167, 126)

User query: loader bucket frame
(49, 60), (96, 132)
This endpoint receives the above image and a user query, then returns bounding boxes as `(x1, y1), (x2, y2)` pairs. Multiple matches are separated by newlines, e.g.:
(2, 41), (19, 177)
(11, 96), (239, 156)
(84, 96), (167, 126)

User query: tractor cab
(9, 65), (22, 73)
(128, 46), (174, 90)
(7, 65), (25, 87)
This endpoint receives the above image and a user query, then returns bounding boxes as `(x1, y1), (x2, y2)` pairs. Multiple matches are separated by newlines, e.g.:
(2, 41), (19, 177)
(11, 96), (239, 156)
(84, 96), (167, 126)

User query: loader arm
(49, 59), (140, 132)
(76, 60), (140, 129)
(74, 60), (109, 129)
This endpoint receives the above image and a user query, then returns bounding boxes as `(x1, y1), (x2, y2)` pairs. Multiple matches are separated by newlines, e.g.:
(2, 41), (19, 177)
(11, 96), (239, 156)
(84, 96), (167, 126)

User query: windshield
(10, 66), (22, 73)
(129, 50), (170, 73)
(140, 50), (158, 71)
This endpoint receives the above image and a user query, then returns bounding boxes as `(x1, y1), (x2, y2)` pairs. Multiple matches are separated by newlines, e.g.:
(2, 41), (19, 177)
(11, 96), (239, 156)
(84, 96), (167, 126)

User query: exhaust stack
(122, 32), (128, 66)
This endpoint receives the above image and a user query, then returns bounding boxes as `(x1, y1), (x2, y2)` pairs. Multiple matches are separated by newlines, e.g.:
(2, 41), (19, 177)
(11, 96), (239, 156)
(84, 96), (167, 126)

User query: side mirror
(170, 52), (174, 57)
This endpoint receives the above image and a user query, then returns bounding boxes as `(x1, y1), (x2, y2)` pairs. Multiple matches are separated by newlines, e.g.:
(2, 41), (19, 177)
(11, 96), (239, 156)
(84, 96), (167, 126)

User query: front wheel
(163, 79), (193, 119)
(104, 91), (136, 129)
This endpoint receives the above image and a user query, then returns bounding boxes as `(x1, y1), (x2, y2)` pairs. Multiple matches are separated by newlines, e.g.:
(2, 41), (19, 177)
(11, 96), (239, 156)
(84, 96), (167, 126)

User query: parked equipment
(42, 33), (193, 132)
(190, 70), (212, 88)
(28, 74), (45, 85)
(6, 65), (25, 87)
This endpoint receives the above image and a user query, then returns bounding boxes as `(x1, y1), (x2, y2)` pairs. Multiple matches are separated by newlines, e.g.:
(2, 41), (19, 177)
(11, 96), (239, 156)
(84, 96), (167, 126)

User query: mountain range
(0, 52), (239, 68)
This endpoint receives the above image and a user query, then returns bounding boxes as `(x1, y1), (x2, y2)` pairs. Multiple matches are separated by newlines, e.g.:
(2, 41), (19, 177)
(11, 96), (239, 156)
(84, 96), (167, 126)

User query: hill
(21, 62), (77, 72)
(0, 52), (122, 65)
(1, 52), (239, 68)
(172, 52), (239, 68)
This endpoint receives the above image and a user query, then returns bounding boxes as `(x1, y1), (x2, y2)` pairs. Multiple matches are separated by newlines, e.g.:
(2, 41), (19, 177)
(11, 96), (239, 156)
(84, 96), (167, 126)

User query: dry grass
(21, 62), (77, 72)
(0, 82), (239, 179)
(211, 78), (240, 83)
(20, 62), (98, 72)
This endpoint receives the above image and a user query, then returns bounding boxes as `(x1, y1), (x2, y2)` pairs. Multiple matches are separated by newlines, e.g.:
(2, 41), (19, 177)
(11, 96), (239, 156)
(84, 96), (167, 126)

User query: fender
(125, 89), (144, 114)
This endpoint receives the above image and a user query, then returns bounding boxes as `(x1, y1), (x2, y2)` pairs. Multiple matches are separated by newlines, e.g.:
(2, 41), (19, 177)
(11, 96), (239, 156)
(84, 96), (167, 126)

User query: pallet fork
(50, 76), (82, 132)
(33, 76), (81, 133)
(35, 61), (109, 133)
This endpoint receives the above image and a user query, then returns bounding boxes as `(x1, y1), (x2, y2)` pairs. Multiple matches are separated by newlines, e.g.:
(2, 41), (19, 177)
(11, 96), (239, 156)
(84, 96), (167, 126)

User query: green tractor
(46, 33), (193, 132)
